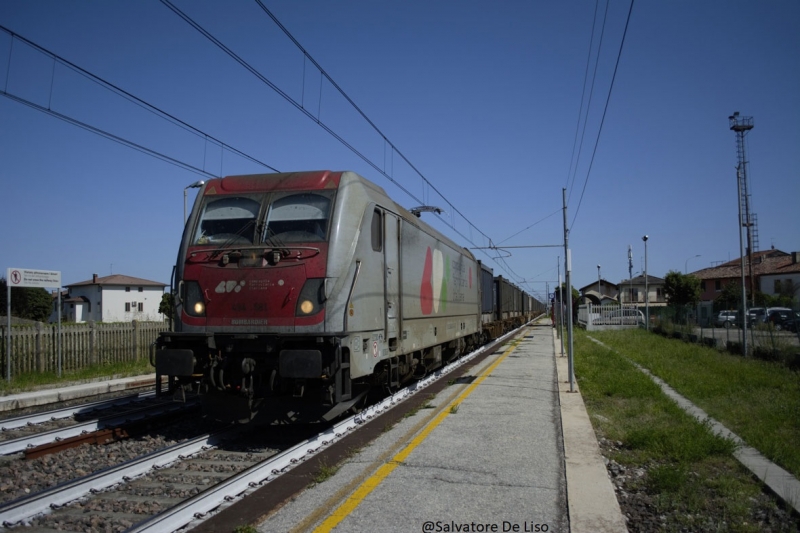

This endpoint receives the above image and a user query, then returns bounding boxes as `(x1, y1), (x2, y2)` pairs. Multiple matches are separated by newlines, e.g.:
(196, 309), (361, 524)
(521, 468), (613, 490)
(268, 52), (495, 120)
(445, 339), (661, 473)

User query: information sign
(7, 268), (61, 288)
(5, 268), (63, 382)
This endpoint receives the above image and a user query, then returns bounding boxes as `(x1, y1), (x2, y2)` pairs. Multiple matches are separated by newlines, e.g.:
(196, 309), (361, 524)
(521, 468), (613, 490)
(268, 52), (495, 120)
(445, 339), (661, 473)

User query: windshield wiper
(209, 220), (255, 258)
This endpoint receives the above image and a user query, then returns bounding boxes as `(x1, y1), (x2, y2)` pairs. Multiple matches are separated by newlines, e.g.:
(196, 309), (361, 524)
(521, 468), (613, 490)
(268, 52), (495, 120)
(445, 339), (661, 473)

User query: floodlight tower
(729, 112), (756, 309)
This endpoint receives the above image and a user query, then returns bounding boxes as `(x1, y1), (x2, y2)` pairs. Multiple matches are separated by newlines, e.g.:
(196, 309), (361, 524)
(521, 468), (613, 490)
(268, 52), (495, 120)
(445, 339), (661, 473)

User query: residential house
(691, 248), (793, 305)
(759, 252), (800, 306)
(617, 274), (666, 307)
(51, 274), (167, 323)
(578, 279), (619, 305)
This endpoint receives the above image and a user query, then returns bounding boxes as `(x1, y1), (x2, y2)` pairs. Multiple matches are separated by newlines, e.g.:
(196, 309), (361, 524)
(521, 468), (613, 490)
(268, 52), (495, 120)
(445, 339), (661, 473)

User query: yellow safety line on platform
(312, 334), (525, 533)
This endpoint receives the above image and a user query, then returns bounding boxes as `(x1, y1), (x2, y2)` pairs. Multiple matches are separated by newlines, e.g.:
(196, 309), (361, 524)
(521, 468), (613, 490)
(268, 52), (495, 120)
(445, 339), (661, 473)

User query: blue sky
(1, 1), (798, 303)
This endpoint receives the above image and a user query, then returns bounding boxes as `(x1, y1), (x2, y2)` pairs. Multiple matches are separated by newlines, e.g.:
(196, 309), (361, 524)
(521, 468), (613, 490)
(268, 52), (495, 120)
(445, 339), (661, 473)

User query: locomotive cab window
(371, 209), (382, 251)
(194, 196), (261, 245)
(262, 192), (333, 244)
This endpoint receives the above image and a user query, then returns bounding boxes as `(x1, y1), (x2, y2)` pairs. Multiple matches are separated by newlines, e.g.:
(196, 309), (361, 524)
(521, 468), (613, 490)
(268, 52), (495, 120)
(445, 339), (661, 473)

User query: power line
(570, 0), (635, 229)
(252, 0), (492, 249)
(161, 0), (533, 285)
(0, 24), (280, 175)
(1, 89), (214, 178)
(567, 0), (611, 205)
(496, 208), (562, 246)
(564, 0), (601, 196)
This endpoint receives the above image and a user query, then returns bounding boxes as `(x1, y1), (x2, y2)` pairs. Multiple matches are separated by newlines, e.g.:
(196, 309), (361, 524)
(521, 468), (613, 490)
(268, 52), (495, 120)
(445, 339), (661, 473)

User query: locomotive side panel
(397, 223), (479, 355)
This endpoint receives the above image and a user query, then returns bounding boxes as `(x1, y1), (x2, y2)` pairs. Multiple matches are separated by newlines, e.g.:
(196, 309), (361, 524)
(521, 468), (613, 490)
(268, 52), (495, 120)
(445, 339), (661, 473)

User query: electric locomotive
(153, 171), (482, 420)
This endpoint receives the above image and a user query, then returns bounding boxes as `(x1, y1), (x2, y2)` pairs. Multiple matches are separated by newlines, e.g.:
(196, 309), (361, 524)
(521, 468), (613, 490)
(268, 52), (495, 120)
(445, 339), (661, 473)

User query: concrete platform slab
(0, 374), (158, 412)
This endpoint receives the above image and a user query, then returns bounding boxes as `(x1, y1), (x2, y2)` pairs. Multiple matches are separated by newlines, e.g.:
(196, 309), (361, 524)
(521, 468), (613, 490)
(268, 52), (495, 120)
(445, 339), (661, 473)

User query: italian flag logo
(420, 246), (449, 315)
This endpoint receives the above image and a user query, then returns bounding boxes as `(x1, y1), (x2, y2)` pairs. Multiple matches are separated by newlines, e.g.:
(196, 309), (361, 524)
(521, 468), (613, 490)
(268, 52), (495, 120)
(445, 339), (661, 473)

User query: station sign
(6, 268), (61, 288)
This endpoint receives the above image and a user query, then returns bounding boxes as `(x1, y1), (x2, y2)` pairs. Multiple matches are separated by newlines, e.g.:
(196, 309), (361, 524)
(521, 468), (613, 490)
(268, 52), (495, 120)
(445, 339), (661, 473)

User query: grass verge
(574, 330), (797, 532)
(588, 328), (800, 479)
(0, 358), (154, 395)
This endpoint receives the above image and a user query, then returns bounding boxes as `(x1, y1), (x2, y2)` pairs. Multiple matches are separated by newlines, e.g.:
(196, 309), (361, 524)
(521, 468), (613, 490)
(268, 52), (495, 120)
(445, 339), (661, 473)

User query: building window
(125, 302), (131, 312)
(656, 288), (663, 300)
(774, 280), (782, 293)
(138, 287), (143, 292)
(138, 302), (143, 312)
(715, 280), (721, 291)
(125, 287), (131, 292)
(700, 281), (706, 292)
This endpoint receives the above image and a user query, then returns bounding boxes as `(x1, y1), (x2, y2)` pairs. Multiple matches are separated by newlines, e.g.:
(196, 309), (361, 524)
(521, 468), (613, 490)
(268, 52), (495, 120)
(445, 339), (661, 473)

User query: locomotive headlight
(183, 281), (206, 317)
(296, 278), (325, 316)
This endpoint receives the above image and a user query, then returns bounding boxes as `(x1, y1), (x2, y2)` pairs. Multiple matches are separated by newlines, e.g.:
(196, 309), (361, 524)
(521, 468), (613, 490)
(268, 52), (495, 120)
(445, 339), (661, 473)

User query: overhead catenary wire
(496, 208), (562, 246)
(564, 0), (603, 200)
(569, 0), (635, 229)
(0, 25), (280, 175)
(161, 0), (532, 286)
(567, 0), (613, 205)
(1, 90), (215, 179)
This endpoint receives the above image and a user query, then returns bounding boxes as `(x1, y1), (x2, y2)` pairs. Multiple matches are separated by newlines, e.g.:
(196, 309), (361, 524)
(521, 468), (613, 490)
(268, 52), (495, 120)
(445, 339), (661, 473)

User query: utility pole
(643, 235), (649, 330)
(628, 245), (633, 308)
(558, 257), (564, 357)
(562, 189), (574, 392)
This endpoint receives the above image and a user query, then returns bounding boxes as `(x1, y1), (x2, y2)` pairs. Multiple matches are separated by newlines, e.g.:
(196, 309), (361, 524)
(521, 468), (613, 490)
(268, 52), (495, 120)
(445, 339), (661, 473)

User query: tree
(663, 271), (701, 307)
(554, 282), (580, 303)
(664, 271), (701, 324)
(0, 277), (53, 322)
(158, 293), (174, 319)
(715, 280), (743, 312)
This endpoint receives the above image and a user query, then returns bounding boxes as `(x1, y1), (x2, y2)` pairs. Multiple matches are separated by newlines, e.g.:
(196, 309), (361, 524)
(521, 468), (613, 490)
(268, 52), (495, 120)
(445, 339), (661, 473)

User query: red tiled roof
(692, 250), (799, 280)
(66, 274), (166, 288)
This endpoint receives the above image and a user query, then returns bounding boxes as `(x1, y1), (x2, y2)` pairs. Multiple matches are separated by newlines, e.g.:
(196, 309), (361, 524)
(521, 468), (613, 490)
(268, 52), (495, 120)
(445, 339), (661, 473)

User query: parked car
(714, 310), (738, 328)
(766, 309), (799, 331)
(606, 308), (645, 325)
(765, 307), (792, 320)
(737, 311), (757, 328)
(748, 307), (766, 324)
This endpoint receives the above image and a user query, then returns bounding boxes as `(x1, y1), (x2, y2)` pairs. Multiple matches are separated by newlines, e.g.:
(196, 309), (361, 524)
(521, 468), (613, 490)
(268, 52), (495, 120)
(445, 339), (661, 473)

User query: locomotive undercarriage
(154, 332), (368, 422)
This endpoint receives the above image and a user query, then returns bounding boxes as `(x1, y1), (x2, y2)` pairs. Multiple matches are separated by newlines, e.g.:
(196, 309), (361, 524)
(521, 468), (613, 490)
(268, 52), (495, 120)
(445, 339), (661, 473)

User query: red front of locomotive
(155, 171), (348, 419)
(180, 172), (336, 332)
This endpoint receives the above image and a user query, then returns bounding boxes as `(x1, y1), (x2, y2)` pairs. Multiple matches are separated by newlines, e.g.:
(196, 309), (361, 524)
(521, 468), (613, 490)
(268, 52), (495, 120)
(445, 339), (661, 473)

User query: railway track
(0, 394), (197, 457)
(0, 391), (154, 431)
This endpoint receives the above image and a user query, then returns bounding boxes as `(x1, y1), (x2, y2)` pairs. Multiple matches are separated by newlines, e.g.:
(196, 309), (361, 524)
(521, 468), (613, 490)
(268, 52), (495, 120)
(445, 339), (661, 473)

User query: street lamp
(685, 254), (701, 274)
(642, 235), (649, 330)
(184, 180), (205, 223)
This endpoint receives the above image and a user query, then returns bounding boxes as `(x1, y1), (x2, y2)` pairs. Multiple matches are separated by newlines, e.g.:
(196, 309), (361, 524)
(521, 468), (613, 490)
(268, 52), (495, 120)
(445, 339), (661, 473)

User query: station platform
(253, 322), (627, 533)
(0, 374), (158, 412)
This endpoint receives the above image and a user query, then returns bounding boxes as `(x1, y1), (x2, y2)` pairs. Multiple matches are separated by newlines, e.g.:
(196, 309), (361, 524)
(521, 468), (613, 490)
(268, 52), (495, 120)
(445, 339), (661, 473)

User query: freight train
(153, 170), (543, 421)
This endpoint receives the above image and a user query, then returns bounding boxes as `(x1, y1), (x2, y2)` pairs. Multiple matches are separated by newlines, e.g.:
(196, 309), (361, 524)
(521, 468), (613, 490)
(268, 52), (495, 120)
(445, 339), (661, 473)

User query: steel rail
(24, 403), (202, 460)
(0, 426), (236, 527)
(127, 327), (524, 533)
(0, 391), (155, 431)
(0, 400), (194, 456)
